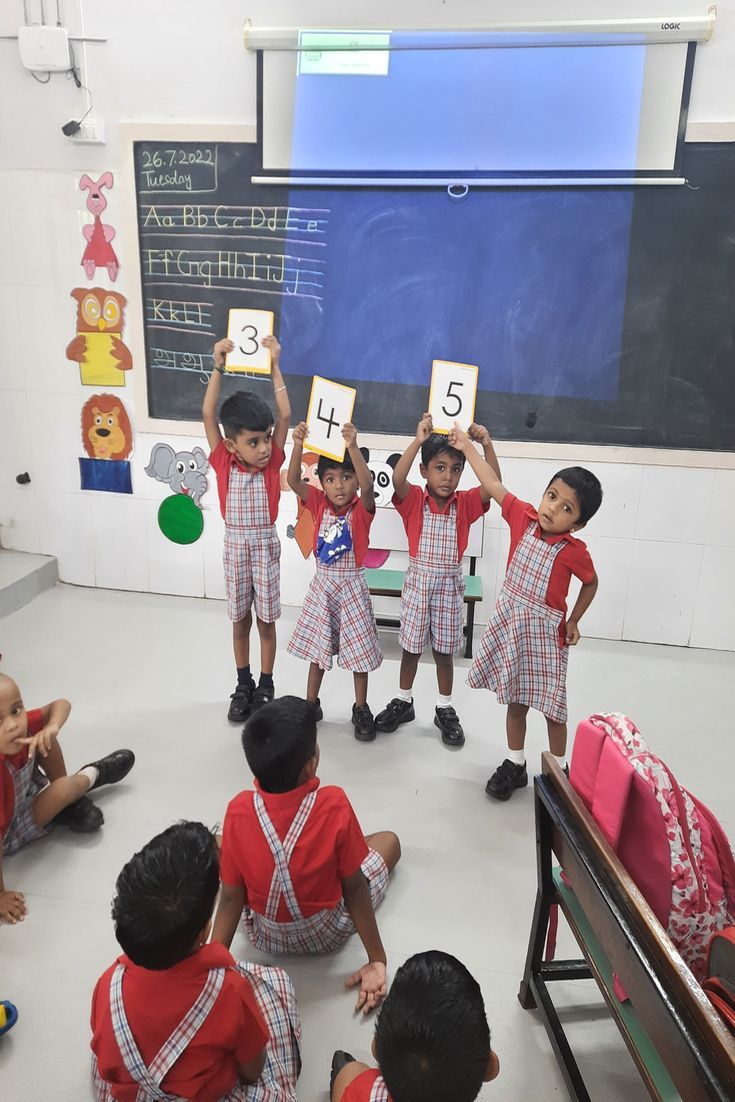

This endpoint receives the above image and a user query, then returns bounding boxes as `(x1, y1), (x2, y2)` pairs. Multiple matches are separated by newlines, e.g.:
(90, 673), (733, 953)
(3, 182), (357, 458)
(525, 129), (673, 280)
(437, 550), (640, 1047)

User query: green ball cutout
(157, 494), (204, 545)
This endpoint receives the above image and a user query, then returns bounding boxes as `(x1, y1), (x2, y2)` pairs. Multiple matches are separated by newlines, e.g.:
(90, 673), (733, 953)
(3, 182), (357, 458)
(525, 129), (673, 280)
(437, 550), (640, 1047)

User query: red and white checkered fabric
(287, 505), (382, 672)
(468, 523), (569, 722)
(369, 1076), (391, 1102)
(2, 754), (49, 856)
(398, 501), (464, 655)
(223, 466), (281, 624)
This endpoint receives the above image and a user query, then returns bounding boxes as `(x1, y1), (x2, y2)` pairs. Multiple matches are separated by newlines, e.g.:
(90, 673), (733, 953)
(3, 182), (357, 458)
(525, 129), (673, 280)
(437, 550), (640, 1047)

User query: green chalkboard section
(133, 140), (735, 449)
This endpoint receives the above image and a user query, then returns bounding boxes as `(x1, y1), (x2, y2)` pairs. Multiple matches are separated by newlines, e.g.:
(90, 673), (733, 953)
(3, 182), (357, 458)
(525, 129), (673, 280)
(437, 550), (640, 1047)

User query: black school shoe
(434, 705), (465, 749)
(82, 749), (136, 791)
(227, 677), (255, 723)
(352, 704), (376, 742)
(51, 795), (103, 833)
(330, 1050), (356, 1095)
(251, 680), (275, 712)
(374, 697), (415, 732)
(485, 759), (528, 801)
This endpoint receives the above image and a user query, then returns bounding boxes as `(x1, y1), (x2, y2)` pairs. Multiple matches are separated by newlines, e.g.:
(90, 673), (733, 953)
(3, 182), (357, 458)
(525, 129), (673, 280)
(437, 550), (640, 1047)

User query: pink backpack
(569, 712), (735, 985)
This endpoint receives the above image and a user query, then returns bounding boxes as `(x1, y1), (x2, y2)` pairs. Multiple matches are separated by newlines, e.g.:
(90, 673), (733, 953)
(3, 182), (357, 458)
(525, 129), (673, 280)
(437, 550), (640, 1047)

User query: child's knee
(256, 617), (276, 638)
(508, 702), (529, 717)
(233, 614), (251, 638)
(432, 648), (453, 668)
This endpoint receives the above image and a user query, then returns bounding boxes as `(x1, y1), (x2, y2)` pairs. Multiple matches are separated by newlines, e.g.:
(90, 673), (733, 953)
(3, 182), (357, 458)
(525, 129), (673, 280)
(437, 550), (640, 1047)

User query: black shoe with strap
(485, 759), (528, 801)
(52, 795), (103, 833)
(434, 705), (465, 749)
(352, 704), (376, 742)
(82, 750), (136, 791)
(228, 677), (255, 723)
(251, 679), (275, 712)
(374, 697), (415, 732)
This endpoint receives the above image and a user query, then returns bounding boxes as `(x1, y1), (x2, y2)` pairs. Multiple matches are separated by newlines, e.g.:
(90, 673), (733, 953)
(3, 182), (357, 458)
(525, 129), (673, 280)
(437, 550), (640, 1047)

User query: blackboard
(134, 140), (735, 450)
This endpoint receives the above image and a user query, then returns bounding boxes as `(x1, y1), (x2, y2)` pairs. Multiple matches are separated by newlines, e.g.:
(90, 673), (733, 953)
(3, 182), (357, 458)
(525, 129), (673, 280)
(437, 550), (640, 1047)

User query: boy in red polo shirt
(0, 673), (134, 925)
(203, 335), (291, 724)
(375, 414), (500, 749)
(91, 821), (301, 1102)
(212, 697), (401, 1014)
(330, 950), (500, 1102)
(450, 424), (601, 801)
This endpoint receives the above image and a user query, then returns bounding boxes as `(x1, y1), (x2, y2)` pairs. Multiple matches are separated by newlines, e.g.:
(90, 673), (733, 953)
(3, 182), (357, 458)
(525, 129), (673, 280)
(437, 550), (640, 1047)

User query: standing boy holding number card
(203, 335), (290, 723)
(375, 415), (500, 749)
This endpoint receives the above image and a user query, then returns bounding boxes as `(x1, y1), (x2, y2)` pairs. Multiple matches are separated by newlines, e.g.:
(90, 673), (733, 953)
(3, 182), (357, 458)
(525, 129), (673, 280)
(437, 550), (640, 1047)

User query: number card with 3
(305, 375), (357, 462)
(225, 309), (275, 374)
(429, 359), (479, 434)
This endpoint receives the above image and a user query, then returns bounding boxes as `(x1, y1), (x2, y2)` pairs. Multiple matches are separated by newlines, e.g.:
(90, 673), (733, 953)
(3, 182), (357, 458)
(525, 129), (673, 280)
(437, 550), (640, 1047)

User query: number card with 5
(225, 309), (275, 374)
(305, 375), (357, 462)
(428, 359), (479, 434)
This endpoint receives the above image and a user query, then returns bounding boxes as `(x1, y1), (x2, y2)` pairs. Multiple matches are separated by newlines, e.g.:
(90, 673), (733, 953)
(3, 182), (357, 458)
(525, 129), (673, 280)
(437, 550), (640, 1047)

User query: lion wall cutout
(78, 394), (133, 494)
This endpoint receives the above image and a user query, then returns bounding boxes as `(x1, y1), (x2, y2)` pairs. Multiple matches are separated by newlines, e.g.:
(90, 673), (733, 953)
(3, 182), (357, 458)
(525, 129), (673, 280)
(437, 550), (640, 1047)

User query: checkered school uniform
(398, 501), (465, 655)
(368, 1080), (390, 1102)
(223, 467), (281, 624)
(92, 961), (301, 1102)
(243, 790), (389, 955)
(287, 503), (382, 673)
(468, 523), (570, 722)
(2, 753), (49, 856)
(343, 1070), (391, 1102)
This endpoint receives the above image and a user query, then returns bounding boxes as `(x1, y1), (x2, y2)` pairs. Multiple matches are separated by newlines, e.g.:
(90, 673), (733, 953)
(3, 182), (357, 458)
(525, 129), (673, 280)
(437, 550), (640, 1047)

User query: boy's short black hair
(112, 822), (219, 971)
(420, 433), (466, 468)
(548, 466), (603, 526)
(220, 390), (274, 439)
(317, 451), (356, 481)
(375, 950), (491, 1102)
(243, 696), (318, 793)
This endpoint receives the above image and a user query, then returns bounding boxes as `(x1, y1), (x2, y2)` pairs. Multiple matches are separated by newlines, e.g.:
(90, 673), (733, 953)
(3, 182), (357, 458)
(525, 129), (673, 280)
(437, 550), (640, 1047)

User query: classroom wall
(1, 0), (734, 650)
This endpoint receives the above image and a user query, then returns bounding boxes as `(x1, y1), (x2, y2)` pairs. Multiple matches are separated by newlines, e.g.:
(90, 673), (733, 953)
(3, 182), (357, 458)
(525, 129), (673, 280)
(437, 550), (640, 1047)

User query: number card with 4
(225, 309), (275, 374)
(305, 375), (357, 462)
(428, 359), (479, 434)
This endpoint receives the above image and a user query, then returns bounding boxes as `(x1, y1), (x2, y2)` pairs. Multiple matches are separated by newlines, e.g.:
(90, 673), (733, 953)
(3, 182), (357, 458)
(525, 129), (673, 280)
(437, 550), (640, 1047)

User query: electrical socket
(71, 118), (106, 144)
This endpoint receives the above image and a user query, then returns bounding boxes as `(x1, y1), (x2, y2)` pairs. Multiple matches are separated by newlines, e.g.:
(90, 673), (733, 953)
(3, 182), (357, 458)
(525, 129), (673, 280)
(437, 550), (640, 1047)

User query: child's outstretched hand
(22, 723), (59, 758)
(0, 889), (27, 925)
(292, 421), (309, 446)
(213, 338), (234, 368)
(342, 422), (358, 450)
(468, 423), (492, 448)
(346, 961), (387, 1015)
(415, 412), (433, 443)
(448, 421), (470, 452)
(262, 334), (281, 366)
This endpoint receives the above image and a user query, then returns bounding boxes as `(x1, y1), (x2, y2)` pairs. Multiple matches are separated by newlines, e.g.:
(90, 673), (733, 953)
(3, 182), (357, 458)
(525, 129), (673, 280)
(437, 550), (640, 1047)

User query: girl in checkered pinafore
(287, 421), (382, 741)
(450, 425), (602, 802)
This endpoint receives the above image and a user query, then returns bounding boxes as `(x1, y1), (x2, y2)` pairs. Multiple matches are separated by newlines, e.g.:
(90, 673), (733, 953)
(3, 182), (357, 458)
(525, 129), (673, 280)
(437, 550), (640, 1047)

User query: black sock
(259, 672), (274, 688)
(237, 665), (251, 686)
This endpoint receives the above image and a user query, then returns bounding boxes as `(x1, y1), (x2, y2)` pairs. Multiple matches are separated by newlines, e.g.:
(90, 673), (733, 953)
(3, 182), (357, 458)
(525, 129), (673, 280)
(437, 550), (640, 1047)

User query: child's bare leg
(256, 617), (276, 675)
(353, 672), (368, 708)
(399, 649), (420, 692)
(507, 703), (529, 751)
(233, 612), (252, 668)
(546, 718), (567, 758)
(432, 649), (453, 695)
(332, 1061), (372, 1102)
(364, 831), (401, 873)
(32, 773), (92, 828)
(307, 662), (325, 704)
(36, 739), (67, 782)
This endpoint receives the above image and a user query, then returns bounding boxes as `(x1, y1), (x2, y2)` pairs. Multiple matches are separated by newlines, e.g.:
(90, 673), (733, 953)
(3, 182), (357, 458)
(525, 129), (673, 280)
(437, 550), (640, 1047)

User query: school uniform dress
(468, 493), (596, 723)
(393, 484), (489, 655)
(90, 942), (301, 1102)
(1, 708), (50, 855)
(287, 488), (382, 672)
(342, 1069), (391, 1102)
(220, 777), (389, 955)
(209, 441), (284, 624)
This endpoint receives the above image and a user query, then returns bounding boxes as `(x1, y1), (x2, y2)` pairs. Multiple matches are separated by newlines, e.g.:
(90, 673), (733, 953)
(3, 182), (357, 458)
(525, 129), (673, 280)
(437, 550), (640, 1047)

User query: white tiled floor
(1, 585), (733, 1101)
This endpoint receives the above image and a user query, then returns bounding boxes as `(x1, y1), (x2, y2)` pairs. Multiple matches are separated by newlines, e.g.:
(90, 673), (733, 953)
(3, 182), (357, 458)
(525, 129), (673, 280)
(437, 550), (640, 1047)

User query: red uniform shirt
(90, 943), (268, 1102)
(342, 1068), (391, 1101)
(209, 440), (285, 523)
(219, 777), (368, 921)
(0, 708), (43, 838)
(502, 493), (596, 644)
(392, 484), (489, 562)
(303, 486), (374, 567)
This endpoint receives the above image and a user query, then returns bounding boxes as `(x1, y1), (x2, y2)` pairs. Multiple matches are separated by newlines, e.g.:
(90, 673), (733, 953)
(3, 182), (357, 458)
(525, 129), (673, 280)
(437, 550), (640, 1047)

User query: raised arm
(392, 412), (433, 501)
(264, 336), (291, 451)
(468, 423), (502, 481)
(286, 422), (311, 502)
(202, 338), (232, 452)
(449, 423), (507, 507)
(343, 425), (375, 513)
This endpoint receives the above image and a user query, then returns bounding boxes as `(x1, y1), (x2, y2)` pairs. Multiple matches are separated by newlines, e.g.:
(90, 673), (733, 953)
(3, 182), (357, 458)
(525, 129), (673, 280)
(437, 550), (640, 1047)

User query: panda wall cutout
(361, 448), (400, 567)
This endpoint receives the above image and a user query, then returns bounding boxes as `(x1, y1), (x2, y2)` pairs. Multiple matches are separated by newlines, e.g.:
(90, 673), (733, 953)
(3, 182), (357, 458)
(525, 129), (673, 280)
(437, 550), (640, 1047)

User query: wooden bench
(364, 565), (483, 658)
(519, 754), (735, 1101)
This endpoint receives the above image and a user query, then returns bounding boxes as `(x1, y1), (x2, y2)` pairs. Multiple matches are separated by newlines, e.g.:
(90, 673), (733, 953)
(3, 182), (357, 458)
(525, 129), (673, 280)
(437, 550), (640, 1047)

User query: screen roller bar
(251, 176), (688, 189)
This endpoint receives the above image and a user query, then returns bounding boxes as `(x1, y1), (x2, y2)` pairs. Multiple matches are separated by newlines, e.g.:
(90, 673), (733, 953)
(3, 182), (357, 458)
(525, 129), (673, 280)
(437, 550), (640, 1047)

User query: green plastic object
(157, 494), (204, 545)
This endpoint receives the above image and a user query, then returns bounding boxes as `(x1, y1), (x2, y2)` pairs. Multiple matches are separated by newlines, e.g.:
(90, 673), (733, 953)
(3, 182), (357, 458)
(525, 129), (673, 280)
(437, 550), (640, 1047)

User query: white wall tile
(705, 470), (735, 548)
(22, 284), (91, 397)
(146, 499), (204, 597)
(580, 536), (633, 641)
(690, 546), (735, 650)
(0, 285), (23, 390)
(624, 541), (703, 646)
(30, 391), (92, 493)
(472, 524), (501, 625)
(202, 502), (226, 601)
(0, 389), (31, 489)
(0, 486), (39, 553)
(90, 494), (149, 592)
(497, 456), (561, 513)
(635, 466), (715, 542)
(586, 462), (642, 539)
(36, 490), (95, 585)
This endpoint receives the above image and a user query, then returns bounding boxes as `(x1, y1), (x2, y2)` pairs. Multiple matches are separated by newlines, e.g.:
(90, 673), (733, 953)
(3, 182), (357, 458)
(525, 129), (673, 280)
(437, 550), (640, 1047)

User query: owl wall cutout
(66, 288), (132, 387)
(78, 393), (134, 494)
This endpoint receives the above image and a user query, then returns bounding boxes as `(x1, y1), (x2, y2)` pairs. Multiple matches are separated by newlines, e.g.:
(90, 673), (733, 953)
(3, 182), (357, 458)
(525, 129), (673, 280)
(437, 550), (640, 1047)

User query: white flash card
(305, 375), (357, 461)
(225, 309), (275, 374)
(428, 359), (479, 434)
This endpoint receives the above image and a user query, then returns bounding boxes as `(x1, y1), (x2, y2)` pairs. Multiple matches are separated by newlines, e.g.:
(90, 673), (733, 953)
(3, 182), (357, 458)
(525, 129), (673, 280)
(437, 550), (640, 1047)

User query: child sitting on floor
(212, 696), (401, 1013)
(330, 950), (500, 1102)
(0, 672), (134, 924)
(91, 821), (301, 1102)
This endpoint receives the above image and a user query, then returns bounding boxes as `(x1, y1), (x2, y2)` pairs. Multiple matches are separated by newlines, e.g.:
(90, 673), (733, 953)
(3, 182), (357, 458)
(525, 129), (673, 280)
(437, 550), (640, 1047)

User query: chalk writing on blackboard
(139, 147), (218, 193)
(141, 247), (324, 298)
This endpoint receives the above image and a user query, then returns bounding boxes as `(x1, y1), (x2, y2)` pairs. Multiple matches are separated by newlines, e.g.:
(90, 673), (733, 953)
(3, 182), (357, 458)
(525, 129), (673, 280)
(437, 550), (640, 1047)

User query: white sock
(508, 748), (526, 766)
(553, 753), (568, 771)
(397, 688), (413, 703)
(78, 765), (98, 788)
(436, 694), (452, 709)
